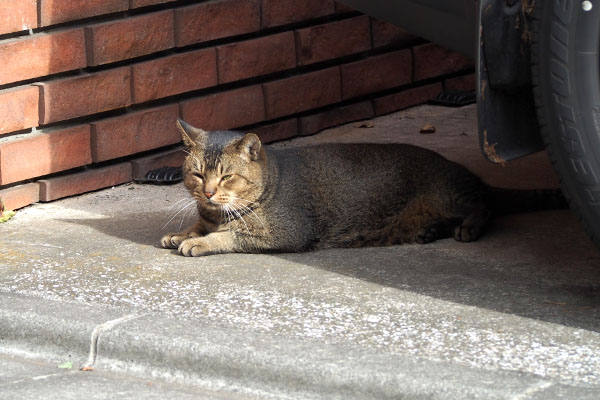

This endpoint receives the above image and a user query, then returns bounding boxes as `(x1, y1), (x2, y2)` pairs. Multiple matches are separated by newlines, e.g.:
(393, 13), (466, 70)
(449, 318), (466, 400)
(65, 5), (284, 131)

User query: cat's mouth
(198, 195), (246, 210)
(193, 194), (220, 208)
(204, 198), (233, 208)
(203, 198), (223, 207)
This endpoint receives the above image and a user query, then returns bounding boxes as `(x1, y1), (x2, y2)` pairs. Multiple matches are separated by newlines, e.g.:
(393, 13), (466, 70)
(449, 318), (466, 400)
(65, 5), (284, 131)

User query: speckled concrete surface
(1, 105), (600, 398)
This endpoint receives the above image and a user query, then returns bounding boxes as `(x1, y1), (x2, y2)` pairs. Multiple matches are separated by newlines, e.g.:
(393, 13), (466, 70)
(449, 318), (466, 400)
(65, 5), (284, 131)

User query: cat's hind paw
(415, 220), (452, 244)
(452, 207), (490, 243)
(453, 224), (481, 242)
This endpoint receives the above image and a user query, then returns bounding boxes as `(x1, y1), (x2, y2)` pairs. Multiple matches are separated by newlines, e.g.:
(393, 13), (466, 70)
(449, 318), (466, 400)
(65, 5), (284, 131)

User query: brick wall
(0, 0), (474, 210)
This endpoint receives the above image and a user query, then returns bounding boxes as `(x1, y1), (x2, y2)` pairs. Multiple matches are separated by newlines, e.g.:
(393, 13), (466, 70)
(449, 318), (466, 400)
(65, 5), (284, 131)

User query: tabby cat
(161, 119), (564, 257)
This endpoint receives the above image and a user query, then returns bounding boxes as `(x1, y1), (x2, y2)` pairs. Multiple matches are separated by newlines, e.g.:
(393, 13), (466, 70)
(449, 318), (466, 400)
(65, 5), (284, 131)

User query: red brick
(175, 0), (260, 47)
(341, 50), (412, 100)
(0, 0), (38, 35)
(444, 73), (476, 92)
(413, 43), (474, 81)
(38, 67), (132, 124)
(0, 125), (92, 185)
(86, 11), (175, 66)
(91, 104), (180, 162)
(130, 0), (175, 8)
(253, 119), (298, 143)
(334, 1), (355, 13)
(262, 0), (334, 28)
(0, 86), (39, 136)
(131, 147), (186, 180)
(299, 101), (374, 135)
(371, 18), (416, 48)
(40, 0), (128, 26)
(133, 49), (216, 103)
(180, 86), (265, 131)
(0, 183), (40, 210)
(263, 67), (341, 119)
(373, 83), (442, 116)
(295, 16), (370, 66)
(217, 33), (296, 84)
(39, 163), (132, 202)
(0, 29), (86, 86)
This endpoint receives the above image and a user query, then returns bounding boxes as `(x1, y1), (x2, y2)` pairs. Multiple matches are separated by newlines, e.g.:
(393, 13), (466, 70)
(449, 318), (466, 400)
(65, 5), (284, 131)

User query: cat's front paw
(178, 238), (214, 257)
(161, 233), (185, 249)
(161, 232), (201, 249)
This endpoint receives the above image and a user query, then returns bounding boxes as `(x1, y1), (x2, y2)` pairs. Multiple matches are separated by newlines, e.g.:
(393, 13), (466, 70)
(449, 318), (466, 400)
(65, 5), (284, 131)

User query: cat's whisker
(179, 202), (197, 231)
(162, 199), (196, 230)
(228, 197), (256, 207)
(234, 211), (251, 233)
(164, 199), (194, 223)
(227, 205), (251, 233)
(163, 204), (195, 231)
(223, 204), (230, 223)
(229, 197), (266, 230)
(223, 204), (232, 223)
(237, 203), (266, 230)
(223, 205), (236, 233)
(167, 197), (193, 210)
(228, 196), (252, 202)
(222, 206), (232, 232)
(248, 210), (266, 230)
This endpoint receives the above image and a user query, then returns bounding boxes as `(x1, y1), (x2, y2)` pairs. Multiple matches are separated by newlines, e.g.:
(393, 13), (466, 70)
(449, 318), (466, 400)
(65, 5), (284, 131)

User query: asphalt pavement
(1, 104), (599, 399)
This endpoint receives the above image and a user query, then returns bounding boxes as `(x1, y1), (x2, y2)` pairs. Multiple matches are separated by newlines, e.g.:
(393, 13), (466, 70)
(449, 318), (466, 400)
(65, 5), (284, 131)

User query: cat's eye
(221, 174), (233, 182)
(193, 172), (204, 181)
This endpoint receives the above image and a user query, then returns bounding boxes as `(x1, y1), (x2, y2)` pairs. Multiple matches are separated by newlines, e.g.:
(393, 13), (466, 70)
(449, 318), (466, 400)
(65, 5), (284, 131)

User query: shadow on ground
(61, 207), (600, 333)
(60, 211), (194, 248)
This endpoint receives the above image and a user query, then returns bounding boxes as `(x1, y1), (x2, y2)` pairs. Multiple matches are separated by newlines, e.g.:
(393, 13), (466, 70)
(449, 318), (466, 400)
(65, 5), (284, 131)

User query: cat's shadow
(62, 210), (600, 332)
(60, 211), (191, 247)
(273, 211), (600, 332)
(275, 246), (600, 332)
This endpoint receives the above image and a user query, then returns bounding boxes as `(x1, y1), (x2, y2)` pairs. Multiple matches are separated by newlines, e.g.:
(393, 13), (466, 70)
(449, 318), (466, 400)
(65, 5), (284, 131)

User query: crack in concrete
(511, 380), (553, 400)
(82, 313), (144, 370)
(0, 371), (78, 387)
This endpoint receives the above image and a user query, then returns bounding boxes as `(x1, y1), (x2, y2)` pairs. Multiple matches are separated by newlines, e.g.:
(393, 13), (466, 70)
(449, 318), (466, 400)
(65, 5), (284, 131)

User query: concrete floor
(1, 105), (600, 399)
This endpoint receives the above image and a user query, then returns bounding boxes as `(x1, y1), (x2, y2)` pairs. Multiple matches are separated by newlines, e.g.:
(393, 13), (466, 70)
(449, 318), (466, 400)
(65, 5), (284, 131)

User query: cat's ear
(237, 133), (262, 161)
(176, 119), (207, 148)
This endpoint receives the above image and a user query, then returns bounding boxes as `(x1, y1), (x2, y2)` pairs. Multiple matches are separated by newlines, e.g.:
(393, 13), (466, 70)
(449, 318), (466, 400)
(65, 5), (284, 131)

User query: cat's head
(177, 119), (267, 210)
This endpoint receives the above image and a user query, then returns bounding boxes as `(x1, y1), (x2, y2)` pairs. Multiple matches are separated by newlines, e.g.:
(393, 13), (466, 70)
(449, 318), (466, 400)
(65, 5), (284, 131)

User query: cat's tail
(488, 187), (568, 216)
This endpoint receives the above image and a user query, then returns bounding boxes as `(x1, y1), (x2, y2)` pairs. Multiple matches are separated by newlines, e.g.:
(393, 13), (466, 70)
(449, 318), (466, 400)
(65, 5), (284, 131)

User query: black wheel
(531, 0), (600, 248)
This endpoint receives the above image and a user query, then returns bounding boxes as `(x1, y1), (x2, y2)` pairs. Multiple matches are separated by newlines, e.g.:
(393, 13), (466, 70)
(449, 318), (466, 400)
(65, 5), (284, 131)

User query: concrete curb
(2, 294), (599, 399)
(0, 293), (118, 365)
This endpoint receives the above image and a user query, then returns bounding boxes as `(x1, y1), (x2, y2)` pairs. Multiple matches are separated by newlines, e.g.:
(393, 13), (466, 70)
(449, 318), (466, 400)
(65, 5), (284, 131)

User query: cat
(161, 119), (565, 257)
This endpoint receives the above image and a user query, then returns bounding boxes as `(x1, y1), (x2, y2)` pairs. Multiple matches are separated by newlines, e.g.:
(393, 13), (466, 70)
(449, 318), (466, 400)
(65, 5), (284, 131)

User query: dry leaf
(354, 121), (374, 129)
(0, 198), (15, 223)
(58, 361), (73, 369)
(0, 210), (15, 223)
(420, 124), (436, 134)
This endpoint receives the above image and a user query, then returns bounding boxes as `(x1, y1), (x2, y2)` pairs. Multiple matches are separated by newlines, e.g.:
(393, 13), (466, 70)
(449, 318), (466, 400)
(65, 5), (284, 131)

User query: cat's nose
(204, 191), (215, 199)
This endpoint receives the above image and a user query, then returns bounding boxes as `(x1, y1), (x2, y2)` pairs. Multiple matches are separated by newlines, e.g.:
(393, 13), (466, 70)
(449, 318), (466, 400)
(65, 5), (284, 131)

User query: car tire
(531, 0), (600, 248)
